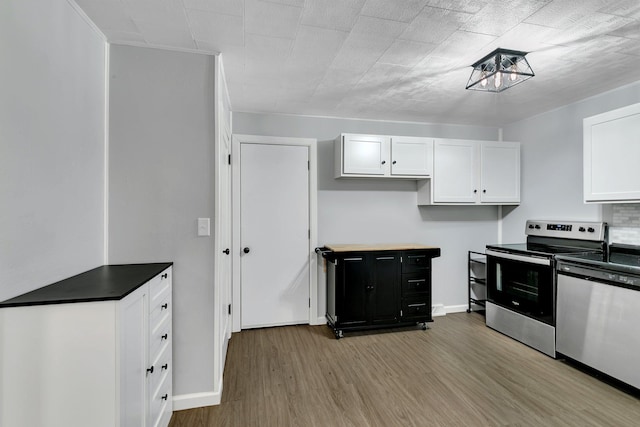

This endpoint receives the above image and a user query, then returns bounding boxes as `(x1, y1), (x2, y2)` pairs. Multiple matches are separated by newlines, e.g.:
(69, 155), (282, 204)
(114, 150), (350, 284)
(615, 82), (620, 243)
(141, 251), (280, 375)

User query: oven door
(486, 250), (555, 325)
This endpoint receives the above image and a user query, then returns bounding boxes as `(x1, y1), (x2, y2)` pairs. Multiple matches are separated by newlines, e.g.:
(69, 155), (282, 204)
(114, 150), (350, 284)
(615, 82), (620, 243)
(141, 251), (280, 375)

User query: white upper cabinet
(340, 134), (389, 176)
(335, 133), (432, 178)
(390, 136), (434, 176)
(418, 139), (520, 205)
(480, 141), (520, 204)
(432, 139), (479, 203)
(584, 102), (640, 203)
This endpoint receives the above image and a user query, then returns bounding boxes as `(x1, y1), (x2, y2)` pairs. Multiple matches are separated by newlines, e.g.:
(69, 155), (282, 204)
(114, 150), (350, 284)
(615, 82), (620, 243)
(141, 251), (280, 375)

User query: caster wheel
(421, 324), (428, 331)
(466, 309), (471, 313)
(336, 330), (344, 339)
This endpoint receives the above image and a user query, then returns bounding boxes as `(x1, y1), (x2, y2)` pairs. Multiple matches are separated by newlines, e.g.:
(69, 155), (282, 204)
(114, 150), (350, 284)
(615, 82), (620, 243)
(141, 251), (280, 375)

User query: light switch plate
(197, 218), (210, 236)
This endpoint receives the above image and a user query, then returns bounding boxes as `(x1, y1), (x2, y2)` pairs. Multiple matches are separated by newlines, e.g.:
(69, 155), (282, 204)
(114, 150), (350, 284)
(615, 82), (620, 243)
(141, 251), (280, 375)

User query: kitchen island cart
(320, 244), (441, 339)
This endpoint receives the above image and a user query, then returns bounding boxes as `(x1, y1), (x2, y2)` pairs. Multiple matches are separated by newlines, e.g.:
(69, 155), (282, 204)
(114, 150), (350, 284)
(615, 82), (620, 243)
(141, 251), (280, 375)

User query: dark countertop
(0, 263), (173, 308)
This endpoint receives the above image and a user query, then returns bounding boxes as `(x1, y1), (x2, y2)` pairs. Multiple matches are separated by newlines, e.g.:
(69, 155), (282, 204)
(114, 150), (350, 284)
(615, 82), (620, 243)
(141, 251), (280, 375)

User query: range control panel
(525, 220), (607, 241)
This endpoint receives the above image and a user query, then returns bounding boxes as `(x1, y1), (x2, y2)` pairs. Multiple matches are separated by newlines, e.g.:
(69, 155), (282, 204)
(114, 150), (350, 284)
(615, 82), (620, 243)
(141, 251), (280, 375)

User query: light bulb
(509, 64), (518, 82)
(480, 72), (488, 87)
(494, 72), (502, 88)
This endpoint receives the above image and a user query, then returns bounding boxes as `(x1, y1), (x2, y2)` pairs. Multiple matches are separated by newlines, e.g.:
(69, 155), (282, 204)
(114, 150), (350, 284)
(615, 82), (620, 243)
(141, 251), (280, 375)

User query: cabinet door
(480, 141), (520, 204)
(120, 284), (148, 427)
(390, 137), (433, 176)
(433, 139), (479, 203)
(370, 254), (400, 325)
(342, 134), (389, 175)
(584, 103), (640, 202)
(338, 256), (368, 326)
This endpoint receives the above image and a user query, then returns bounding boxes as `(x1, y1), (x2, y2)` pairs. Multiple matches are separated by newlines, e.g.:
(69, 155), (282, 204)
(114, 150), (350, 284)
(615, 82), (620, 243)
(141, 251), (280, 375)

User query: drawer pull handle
(161, 303), (168, 310)
(161, 333), (168, 340)
(408, 304), (426, 308)
(162, 363), (169, 370)
(146, 366), (154, 374)
(161, 273), (168, 279)
(408, 279), (426, 283)
(161, 394), (168, 401)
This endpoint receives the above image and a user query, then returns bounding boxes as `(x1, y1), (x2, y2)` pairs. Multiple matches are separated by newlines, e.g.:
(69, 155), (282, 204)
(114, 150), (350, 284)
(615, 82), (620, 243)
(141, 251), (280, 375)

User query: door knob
(223, 248), (230, 255)
(243, 247), (250, 254)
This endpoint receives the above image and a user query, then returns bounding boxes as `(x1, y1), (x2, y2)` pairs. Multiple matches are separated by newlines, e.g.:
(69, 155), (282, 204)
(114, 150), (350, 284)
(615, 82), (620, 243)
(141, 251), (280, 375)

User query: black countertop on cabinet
(0, 263), (173, 308)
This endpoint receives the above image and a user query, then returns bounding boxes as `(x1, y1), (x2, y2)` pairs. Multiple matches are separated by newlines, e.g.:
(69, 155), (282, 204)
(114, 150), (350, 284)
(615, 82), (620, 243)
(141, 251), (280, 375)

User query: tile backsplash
(608, 204), (640, 245)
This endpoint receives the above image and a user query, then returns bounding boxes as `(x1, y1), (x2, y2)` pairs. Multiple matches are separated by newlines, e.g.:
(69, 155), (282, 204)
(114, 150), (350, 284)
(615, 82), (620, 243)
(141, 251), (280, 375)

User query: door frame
(231, 134), (318, 332)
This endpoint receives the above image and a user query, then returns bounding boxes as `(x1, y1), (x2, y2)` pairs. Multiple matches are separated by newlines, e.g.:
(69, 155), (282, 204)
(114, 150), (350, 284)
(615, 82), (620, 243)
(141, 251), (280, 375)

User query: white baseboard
(432, 304), (446, 317)
(172, 391), (220, 411)
(431, 303), (472, 317)
(312, 316), (326, 325)
(445, 304), (469, 314)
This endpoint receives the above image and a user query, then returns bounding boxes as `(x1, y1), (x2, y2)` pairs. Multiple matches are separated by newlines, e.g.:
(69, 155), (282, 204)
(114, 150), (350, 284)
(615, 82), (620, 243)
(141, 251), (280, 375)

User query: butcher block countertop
(324, 243), (439, 252)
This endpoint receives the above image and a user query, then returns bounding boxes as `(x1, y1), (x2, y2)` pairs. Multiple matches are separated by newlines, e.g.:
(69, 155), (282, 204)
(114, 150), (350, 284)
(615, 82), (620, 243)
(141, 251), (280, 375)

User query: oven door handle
(486, 249), (551, 266)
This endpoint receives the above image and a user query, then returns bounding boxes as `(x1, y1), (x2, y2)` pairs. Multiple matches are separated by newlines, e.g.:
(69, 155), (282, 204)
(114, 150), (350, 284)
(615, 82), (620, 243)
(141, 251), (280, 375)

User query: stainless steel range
(485, 220), (607, 357)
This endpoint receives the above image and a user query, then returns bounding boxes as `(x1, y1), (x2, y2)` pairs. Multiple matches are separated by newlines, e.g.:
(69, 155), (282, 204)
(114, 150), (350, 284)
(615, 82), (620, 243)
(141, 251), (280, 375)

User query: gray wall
(502, 80), (640, 243)
(0, 0), (105, 301)
(108, 45), (215, 396)
(233, 112), (501, 310)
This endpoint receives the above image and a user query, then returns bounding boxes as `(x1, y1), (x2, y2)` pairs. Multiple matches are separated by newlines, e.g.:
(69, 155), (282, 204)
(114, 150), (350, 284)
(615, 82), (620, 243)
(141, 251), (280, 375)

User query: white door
(219, 122), (232, 334)
(240, 143), (310, 328)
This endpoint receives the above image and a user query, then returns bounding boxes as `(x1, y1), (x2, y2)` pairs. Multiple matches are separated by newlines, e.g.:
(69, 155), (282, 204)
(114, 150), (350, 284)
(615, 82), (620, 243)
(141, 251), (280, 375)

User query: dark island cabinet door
(338, 256), (368, 326)
(370, 254), (401, 325)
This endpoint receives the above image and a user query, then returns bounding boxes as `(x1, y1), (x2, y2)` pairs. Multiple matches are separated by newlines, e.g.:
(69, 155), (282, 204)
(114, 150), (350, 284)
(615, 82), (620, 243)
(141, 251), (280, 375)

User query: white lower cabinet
(0, 265), (172, 427)
(417, 139), (520, 205)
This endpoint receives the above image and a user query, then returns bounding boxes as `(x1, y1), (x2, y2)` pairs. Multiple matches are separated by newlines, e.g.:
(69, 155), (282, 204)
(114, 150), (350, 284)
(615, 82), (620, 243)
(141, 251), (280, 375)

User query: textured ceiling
(74, 0), (640, 126)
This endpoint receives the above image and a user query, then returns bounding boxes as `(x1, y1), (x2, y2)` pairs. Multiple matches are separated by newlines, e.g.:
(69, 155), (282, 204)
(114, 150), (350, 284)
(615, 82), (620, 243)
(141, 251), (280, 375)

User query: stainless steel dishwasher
(556, 244), (640, 390)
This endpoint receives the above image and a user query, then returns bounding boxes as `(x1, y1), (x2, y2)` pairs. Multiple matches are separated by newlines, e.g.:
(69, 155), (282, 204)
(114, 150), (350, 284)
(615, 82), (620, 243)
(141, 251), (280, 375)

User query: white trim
(103, 43), (110, 264)
(497, 127), (503, 244)
(232, 134), (318, 332)
(218, 54), (233, 111)
(110, 40), (219, 56)
(172, 391), (220, 411)
(232, 110), (498, 130)
(66, 0), (107, 41)
(314, 316), (326, 325)
(445, 304), (470, 314)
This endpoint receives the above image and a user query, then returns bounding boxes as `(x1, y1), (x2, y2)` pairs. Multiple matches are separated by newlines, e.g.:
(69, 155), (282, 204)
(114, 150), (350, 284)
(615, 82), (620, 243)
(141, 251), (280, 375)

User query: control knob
(528, 224), (534, 229)
(587, 227), (595, 233)
(534, 225), (541, 229)
(579, 227), (586, 232)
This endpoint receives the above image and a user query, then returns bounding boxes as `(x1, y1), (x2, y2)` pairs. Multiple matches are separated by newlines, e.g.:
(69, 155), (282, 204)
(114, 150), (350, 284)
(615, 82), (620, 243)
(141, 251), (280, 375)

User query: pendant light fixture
(466, 48), (534, 92)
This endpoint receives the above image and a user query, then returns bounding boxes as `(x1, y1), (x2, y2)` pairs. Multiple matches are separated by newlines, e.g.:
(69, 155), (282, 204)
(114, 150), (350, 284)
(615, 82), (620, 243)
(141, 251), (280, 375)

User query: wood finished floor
(168, 313), (640, 426)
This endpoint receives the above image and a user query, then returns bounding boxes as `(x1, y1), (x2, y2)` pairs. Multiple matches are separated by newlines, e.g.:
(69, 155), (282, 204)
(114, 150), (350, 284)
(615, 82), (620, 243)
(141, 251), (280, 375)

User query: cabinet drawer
(149, 314), (171, 361)
(402, 297), (431, 321)
(149, 343), (171, 400)
(150, 379), (171, 427)
(150, 290), (171, 328)
(402, 254), (430, 273)
(402, 273), (430, 294)
(150, 267), (172, 306)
